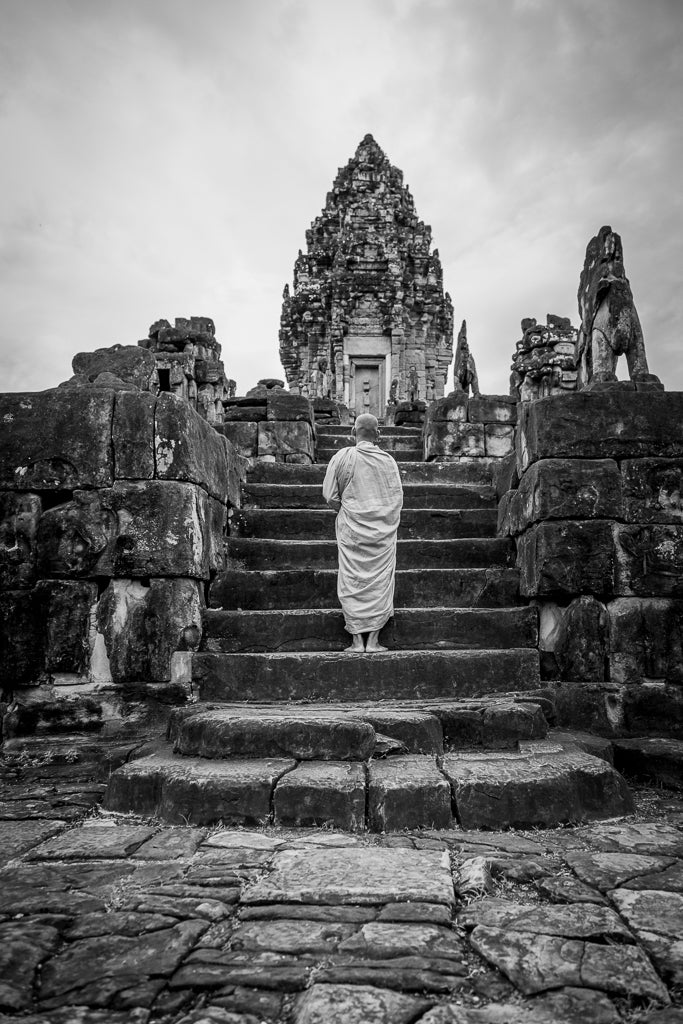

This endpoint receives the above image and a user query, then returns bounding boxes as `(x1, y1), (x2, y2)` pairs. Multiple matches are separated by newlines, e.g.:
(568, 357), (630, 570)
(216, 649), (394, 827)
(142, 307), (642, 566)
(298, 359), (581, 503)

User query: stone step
(246, 460), (497, 486)
(316, 447), (422, 463)
(191, 648), (541, 702)
(316, 425), (423, 437)
(169, 696), (549, 758)
(201, 606), (539, 653)
(104, 742), (633, 830)
(209, 567), (522, 609)
(226, 537), (515, 571)
(443, 743), (635, 829)
(317, 435), (422, 453)
(242, 483), (497, 509)
(235, 507), (499, 540)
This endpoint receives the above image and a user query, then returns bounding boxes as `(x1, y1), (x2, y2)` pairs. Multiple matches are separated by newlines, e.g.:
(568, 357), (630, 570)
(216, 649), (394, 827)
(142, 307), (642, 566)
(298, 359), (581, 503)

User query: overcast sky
(1, 0), (682, 396)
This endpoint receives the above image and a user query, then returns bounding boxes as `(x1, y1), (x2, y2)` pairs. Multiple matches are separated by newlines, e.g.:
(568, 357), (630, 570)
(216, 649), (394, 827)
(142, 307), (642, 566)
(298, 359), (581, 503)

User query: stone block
(622, 682), (683, 736)
(468, 395), (517, 424)
(508, 459), (622, 536)
(37, 482), (213, 580)
(424, 421), (485, 460)
(112, 391), (156, 480)
(496, 489), (514, 537)
(549, 680), (625, 735)
(206, 498), (227, 573)
(0, 492), (42, 588)
(267, 392), (314, 424)
(222, 404), (267, 422)
(517, 391), (683, 471)
(72, 344), (157, 390)
(425, 394), (468, 422)
(273, 761), (366, 829)
(621, 458), (683, 524)
(367, 755), (452, 830)
(98, 577), (202, 683)
(215, 421), (258, 459)
(0, 389), (115, 490)
(484, 423), (515, 458)
(0, 588), (44, 686)
(608, 597), (683, 684)
(493, 452), (519, 499)
(554, 596), (609, 682)
(613, 523), (683, 597)
(155, 392), (238, 504)
(258, 421), (314, 462)
(517, 521), (615, 597)
(613, 737), (683, 789)
(36, 579), (98, 674)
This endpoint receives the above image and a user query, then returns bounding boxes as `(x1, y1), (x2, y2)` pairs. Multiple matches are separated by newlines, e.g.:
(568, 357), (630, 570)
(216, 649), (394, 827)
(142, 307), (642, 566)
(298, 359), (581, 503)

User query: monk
(322, 414), (404, 653)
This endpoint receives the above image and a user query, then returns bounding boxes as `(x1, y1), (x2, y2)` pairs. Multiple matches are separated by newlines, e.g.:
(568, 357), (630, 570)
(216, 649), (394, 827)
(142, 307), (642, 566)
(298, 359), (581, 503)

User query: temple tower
(279, 134), (454, 420)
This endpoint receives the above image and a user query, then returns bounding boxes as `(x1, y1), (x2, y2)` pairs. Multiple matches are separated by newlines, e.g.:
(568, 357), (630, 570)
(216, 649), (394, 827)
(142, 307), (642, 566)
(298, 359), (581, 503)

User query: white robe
(322, 441), (404, 634)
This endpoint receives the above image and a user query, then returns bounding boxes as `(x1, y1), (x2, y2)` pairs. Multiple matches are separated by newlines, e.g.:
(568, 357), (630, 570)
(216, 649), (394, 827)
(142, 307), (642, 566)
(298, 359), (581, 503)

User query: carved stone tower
(279, 134), (454, 419)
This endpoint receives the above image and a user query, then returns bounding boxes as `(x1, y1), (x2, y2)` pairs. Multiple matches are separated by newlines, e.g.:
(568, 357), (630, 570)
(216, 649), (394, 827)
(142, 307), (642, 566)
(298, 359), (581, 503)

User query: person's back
(322, 414), (403, 653)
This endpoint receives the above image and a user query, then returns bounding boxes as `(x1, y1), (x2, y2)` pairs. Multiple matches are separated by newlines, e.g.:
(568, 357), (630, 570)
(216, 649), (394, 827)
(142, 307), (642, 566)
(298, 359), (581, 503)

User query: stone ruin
(279, 134), (454, 420)
(509, 313), (579, 402)
(0, 125), (681, 852)
(138, 315), (234, 424)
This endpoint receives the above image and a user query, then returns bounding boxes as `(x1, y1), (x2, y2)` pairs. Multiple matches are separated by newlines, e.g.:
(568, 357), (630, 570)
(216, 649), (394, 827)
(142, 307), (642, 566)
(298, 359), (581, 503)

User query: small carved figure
(426, 377), (435, 402)
(409, 364), (419, 402)
(227, 379), (237, 399)
(388, 377), (399, 405)
(577, 225), (660, 389)
(452, 320), (480, 397)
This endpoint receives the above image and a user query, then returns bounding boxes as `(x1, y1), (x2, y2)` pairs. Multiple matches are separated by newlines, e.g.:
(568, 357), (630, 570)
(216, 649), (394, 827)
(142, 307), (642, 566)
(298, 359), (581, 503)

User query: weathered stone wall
(217, 388), (316, 465)
(0, 385), (242, 739)
(498, 389), (683, 737)
(423, 394), (517, 461)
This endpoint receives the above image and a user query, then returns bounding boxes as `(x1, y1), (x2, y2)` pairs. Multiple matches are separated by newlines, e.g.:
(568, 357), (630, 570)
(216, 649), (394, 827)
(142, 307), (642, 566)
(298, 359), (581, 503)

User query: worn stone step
(104, 743), (632, 830)
(202, 607), (538, 653)
(246, 460), (497, 486)
(316, 425), (422, 437)
(235, 507), (499, 540)
(242, 483), (497, 509)
(227, 537), (515, 571)
(443, 744), (635, 830)
(316, 447), (422, 463)
(192, 648), (541, 702)
(317, 435), (422, 454)
(209, 568), (522, 610)
(170, 695), (549, 758)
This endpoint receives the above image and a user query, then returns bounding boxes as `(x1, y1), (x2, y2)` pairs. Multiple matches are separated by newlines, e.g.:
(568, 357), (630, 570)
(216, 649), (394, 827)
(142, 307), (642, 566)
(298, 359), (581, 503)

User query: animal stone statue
(576, 226), (661, 389)
(452, 320), (480, 397)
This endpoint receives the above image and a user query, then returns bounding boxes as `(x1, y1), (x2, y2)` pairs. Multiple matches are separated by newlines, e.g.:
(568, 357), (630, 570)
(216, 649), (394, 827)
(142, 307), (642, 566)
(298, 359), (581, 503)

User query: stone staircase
(105, 427), (635, 830)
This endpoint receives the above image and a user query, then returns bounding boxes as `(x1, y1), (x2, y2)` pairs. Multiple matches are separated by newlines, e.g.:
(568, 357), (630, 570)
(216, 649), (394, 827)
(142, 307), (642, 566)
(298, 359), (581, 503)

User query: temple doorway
(349, 359), (383, 419)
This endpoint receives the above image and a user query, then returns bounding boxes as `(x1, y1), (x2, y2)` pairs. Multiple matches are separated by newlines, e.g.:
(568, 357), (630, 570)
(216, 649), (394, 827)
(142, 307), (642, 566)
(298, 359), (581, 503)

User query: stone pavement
(1, 754), (683, 1024)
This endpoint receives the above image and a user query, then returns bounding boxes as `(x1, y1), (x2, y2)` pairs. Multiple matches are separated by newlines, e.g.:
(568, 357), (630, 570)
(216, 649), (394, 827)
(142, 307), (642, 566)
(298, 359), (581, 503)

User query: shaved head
(354, 414), (379, 440)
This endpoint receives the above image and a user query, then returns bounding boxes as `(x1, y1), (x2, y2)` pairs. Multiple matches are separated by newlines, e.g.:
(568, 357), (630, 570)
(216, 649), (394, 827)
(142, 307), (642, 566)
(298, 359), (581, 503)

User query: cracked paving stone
(0, 920), (61, 1011)
(171, 950), (312, 991)
(239, 903), (377, 923)
(210, 987), (284, 1019)
(64, 912), (180, 939)
(38, 919), (208, 1009)
(294, 983), (431, 1024)
(0, 819), (64, 863)
(536, 874), (607, 904)
(578, 821), (683, 857)
(0, 862), (138, 916)
(458, 898), (632, 940)
(469, 926), (670, 1001)
(312, 958), (467, 993)
(2, 1010), (151, 1024)
(201, 830), (286, 851)
(420, 985), (621, 1022)
(566, 851), (678, 891)
(377, 901), (452, 925)
(30, 823), (156, 860)
(229, 917), (356, 953)
(338, 921), (467, 961)
(132, 827), (206, 860)
(610, 888), (683, 985)
(242, 847), (454, 905)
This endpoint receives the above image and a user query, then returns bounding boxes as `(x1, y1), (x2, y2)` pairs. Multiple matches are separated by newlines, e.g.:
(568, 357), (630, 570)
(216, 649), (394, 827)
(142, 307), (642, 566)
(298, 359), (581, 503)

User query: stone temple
(0, 139), (682, 1017)
(279, 134), (454, 418)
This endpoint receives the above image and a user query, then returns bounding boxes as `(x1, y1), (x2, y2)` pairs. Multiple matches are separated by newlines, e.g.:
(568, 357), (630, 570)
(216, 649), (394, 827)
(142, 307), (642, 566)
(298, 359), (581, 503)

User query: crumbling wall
(216, 380), (316, 465)
(498, 389), (683, 737)
(0, 377), (242, 740)
(422, 394), (517, 462)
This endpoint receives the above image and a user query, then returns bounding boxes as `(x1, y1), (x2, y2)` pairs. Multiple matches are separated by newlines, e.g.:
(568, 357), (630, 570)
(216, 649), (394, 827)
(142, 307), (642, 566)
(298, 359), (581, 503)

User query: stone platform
(1, 747), (681, 1023)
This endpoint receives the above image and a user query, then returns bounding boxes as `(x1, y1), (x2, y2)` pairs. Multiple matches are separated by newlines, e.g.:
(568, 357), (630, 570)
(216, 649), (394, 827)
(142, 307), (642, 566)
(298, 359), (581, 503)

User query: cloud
(0, 0), (681, 396)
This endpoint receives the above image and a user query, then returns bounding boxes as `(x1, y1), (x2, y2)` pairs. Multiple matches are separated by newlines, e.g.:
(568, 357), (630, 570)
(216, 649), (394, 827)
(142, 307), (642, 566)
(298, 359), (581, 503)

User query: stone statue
(227, 379), (237, 399)
(408, 365), (419, 403)
(452, 320), (480, 397)
(388, 378), (398, 405)
(576, 226), (661, 389)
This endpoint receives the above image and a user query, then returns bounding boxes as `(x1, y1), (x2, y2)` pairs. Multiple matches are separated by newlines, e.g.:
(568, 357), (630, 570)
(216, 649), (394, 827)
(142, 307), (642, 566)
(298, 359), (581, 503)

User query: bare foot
(344, 635), (365, 653)
(365, 643), (387, 653)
